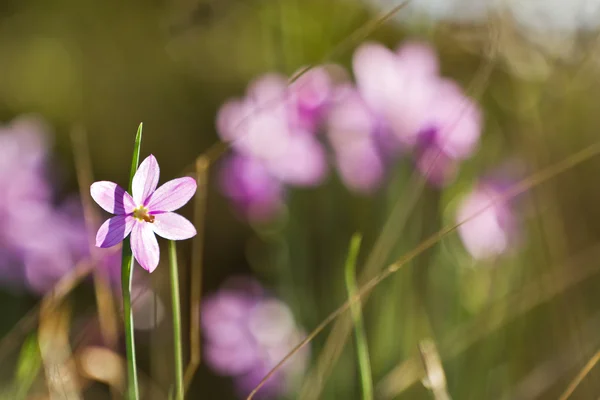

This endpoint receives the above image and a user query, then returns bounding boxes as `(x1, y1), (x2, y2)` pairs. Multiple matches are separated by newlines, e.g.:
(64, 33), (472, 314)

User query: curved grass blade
(344, 234), (373, 400)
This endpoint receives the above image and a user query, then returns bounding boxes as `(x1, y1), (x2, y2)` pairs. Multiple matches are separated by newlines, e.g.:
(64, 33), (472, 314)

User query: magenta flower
(90, 155), (197, 272)
(0, 115), (93, 294)
(219, 154), (285, 222)
(456, 180), (517, 260)
(215, 70), (330, 187)
(203, 276), (309, 398)
(352, 41), (441, 145)
(326, 85), (388, 193)
(413, 80), (482, 186)
(352, 41), (483, 185)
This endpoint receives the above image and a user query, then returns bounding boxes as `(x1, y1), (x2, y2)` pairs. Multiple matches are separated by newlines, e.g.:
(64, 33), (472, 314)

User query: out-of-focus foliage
(1, 0), (600, 399)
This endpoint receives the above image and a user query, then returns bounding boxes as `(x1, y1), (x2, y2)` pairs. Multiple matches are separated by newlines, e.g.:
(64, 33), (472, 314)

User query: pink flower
(203, 276), (309, 398)
(352, 41), (483, 184)
(216, 70), (330, 187)
(289, 66), (333, 132)
(413, 81), (482, 186)
(90, 155), (197, 272)
(326, 85), (387, 193)
(456, 181), (517, 260)
(219, 154), (285, 222)
(352, 41), (441, 145)
(420, 80), (482, 160)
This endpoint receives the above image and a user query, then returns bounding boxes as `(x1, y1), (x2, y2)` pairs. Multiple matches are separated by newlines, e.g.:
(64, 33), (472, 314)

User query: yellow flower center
(133, 206), (155, 223)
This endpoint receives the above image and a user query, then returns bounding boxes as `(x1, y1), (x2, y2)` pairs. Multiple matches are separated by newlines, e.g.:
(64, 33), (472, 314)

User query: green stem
(344, 234), (373, 400)
(121, 245), (139, 399)
(121, 123), (143, 399)
(169, 240), (184, 400)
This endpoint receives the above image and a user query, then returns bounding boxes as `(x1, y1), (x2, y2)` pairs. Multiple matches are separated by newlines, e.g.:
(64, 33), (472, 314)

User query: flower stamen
(133, 206), (155, 223)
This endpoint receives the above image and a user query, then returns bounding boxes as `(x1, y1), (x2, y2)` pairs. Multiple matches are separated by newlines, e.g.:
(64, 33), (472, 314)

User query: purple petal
(96, 215), (135, 248)
(353, 43), (402, 113)
(326, 86), (377, 149)
(130, 221), (160, 273)
(266, 134), (328, 187)
(246, 73), (288, 104)
(216, 99), (247, 142)
(395, 41), (439, 77)
(219, 155), (285, 222)
(132, 155), (160, 205)
(145, 177), (197, 212)
(456, 186), (509, 260)
(151, 212), (197, 240)
(427, 82), (482, 160)
(291, 66), (331, 111)
(205, 341), (260, 376)
(415, 145), (458, 187)
(335, 143), (385, 194)
(90, 181), (136, 215)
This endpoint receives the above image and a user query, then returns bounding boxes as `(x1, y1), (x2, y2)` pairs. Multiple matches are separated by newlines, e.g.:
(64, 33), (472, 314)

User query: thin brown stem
(558, 348), (600, 400)
(183, 156), (210, 391)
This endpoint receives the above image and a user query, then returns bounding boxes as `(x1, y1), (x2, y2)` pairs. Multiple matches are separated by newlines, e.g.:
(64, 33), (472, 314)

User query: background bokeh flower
(456, 180), (518, 260)
(0, 115), (89, 294)
(202, 276), (309, 399)
(0, 3), (598, 399)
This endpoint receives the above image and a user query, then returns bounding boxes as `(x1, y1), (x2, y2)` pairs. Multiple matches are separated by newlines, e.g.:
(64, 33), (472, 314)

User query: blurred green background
(2, 0), (600, 399)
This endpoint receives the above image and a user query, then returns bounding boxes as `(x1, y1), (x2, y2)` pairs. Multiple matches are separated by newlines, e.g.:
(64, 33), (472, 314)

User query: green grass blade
(13, 333), (41, 399)
(128, 123), (143, 192)
(169, 240), (184, 400)
(121, 122), (143, 400)
(344, 233), (373, 400)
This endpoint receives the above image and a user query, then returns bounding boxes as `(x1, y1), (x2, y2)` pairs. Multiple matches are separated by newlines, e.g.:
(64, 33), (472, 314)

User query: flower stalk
(122, 122), (143, 400)
(169, 240), (184, 400)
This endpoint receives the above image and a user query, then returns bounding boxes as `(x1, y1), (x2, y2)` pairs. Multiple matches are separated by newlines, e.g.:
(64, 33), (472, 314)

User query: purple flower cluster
(0, 116), (90, 294)
(217, 69), (332, 221)
(202, 276), (309, 398)
(216, 40), (483, 220)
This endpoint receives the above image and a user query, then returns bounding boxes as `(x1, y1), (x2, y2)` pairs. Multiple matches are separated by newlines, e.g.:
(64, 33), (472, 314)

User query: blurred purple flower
(289, 66), (333, 132)
(216, 69), (331, 187)
(21, 199), (89, 293)
(414, 137), (459, 187)
(353, 41), (441, 146)
(203, 276), (309, 399)
(0, 116), (52, 215)
(0, 116), (93, 294)
(413, 82), (482, 186)
(326, 85), (389, 193)
(420, 81), (482, 160)
(219, 154), (285, 222)
(456, 181), (517, 260)
(91, 155), (197, 273)
(352, 41), (482, 186)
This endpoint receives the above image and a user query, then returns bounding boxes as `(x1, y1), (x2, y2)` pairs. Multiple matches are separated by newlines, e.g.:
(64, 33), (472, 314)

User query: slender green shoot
(344, 234), (373, 400)
(121, 122), (143, 400)
(13, 333), (41, 400)
(169, 240), (184, 400)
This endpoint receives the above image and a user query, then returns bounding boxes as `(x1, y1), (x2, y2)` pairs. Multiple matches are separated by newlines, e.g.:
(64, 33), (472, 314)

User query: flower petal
(130, 221), (160, 273)
(132, 155), (160, 205)
(151, 212), (197, 240)
(266, 134), (328, 187)
(96, 215), (134, 248)
(353, 42), (402, 113)
(145, 177), (197, 212)
(90, 181), (135, 215)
